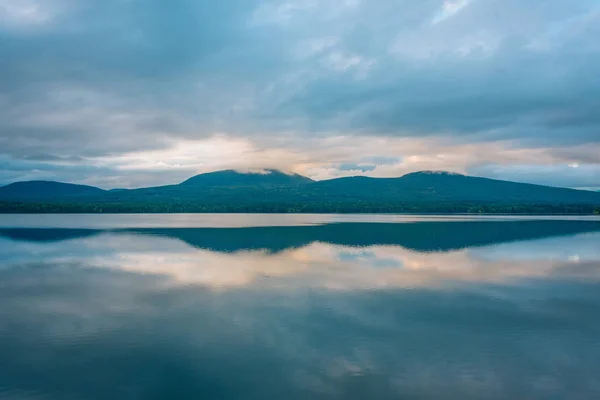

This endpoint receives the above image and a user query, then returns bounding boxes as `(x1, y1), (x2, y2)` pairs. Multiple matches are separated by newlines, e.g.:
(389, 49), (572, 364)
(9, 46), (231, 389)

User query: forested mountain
(181, 169), (314, 187)
(1, 169), (599, 213)
(308, 171), (600, 204)
(0, 181), (105, 200)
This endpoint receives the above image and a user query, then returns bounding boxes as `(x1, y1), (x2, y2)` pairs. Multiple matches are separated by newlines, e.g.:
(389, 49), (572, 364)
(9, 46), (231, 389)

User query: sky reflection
(1, 221), (600, 399)
(1, 226), (600, 290)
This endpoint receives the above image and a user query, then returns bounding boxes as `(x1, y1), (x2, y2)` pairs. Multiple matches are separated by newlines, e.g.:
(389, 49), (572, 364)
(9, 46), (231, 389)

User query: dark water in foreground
(1, 215), (600, 399)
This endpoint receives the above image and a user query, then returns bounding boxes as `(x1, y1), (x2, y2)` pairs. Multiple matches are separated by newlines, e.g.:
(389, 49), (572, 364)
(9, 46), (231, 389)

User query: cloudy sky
(1, 0), (599, 189)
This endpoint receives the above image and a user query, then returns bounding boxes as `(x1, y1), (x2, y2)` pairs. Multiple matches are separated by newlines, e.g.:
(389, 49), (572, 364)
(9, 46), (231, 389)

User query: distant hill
(0, 181), (105, 200)
(180, 169), (314, 187)
(1, 170), (599, 213)
(309, 171), (600, 204)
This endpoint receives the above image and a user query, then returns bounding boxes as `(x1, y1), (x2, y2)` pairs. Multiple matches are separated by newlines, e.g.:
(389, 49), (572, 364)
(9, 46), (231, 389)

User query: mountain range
(1, 169), (599, 213)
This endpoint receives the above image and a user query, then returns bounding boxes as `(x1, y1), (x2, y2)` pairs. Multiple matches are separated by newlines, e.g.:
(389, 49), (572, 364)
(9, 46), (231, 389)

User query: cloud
(3, 229), (600, 290)
(0, 0), (599, 187)
(0, 0), (61, 29)
(338, 163), (377, 173)
(431, 0), (473, 25)
(3, 230), (600, 398)
(468, 163), (600, 190)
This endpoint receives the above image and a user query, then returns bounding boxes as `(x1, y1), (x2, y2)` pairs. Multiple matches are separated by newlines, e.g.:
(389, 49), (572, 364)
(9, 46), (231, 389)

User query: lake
(1, 214), (600, 399)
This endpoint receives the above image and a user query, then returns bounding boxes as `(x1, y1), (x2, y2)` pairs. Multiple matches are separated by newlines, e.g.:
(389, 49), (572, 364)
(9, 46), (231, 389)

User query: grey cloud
(1, 0), (599, 186)
(0, 154), (201, 188)
(336, 156), (402, 173)
(362, 156), (402, 165)
(19, 154), (85, 162)
(0, 0), (270, 158)
(254, 0), (600, 143)
(338, 163), (376, 172)
(279, 40), (600, 144)
(468, 163), (600, 190)
(0, 155), (112, 186)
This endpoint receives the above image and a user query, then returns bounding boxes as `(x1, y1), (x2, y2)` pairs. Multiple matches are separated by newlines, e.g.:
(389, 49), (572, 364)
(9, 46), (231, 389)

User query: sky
(0, 0), (599, 190)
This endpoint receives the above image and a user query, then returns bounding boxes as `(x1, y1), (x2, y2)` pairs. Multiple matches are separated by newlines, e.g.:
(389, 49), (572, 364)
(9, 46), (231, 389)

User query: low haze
(1, 0), (599, 189)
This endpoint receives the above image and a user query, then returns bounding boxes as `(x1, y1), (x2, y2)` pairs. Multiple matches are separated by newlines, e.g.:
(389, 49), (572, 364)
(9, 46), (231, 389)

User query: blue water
(1, 215), (600, 399)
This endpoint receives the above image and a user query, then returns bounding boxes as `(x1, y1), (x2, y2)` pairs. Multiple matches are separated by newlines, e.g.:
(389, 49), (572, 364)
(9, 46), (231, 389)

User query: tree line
(1, 201), (599, 214)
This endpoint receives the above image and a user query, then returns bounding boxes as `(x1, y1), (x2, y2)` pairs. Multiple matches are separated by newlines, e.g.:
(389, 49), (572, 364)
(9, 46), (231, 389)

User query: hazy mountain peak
(404, 170), (465, 177)
(232, 168), (289, 175)
(180, 169), (314, 187)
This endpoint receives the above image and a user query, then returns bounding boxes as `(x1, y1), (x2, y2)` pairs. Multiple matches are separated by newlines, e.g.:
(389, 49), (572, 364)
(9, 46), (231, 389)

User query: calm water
(1, 215), (600, 399)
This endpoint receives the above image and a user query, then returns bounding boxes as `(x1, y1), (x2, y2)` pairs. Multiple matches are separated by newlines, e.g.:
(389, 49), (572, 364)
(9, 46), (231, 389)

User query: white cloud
(0, 0), (73, 30)
(0, 0), (50, 26)
(431, 0), (473, 25)
(294, 37), (339, 58)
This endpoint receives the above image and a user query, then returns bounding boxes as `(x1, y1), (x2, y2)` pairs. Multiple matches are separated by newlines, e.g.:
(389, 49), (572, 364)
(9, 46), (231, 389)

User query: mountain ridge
(180, 169), (314, 187)
(0, 169), (595, 192)
(0, 180), (106, 200)
(1, 169), (599, 213)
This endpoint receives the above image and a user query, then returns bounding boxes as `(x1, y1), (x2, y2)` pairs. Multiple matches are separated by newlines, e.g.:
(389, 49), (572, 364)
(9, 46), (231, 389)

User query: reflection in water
(3, 219), (600, 251)
(1, 220), (600, 399)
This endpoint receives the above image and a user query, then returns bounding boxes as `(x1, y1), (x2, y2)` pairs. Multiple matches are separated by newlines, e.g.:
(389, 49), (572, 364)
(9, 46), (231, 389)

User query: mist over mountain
(181, 169), (314, 187)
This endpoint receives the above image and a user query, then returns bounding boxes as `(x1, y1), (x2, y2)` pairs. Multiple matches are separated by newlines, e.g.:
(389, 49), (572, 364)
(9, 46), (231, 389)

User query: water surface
(1, 215), (600, 399)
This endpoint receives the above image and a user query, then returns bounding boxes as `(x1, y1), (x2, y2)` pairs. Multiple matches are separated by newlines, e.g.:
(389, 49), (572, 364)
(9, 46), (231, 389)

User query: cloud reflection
(103, 238), (600, 289)
(1, 226), (600, 398)
(2, 230), (600, 290)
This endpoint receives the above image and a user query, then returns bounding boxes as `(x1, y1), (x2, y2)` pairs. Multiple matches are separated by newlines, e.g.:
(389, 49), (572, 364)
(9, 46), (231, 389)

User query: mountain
(309, 171), (600, 204)
(0, 181), (105, 201)
(1, 170), (599, 213)
(180, 169), (314, 187)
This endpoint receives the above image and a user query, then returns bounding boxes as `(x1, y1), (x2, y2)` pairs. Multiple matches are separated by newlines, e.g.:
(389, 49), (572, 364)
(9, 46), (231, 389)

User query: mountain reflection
(1, 221), (600, 289)
(3, 219), (600, 252)
(2, 220), (600, 399)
